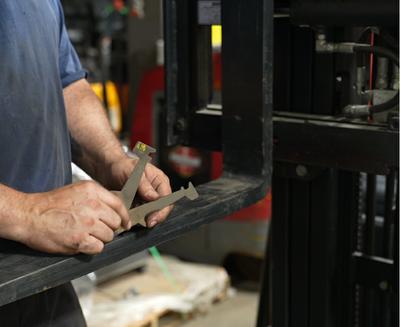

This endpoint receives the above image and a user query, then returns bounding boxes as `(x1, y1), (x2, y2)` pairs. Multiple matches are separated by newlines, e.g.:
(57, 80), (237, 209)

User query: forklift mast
(162, 1), (398, 327)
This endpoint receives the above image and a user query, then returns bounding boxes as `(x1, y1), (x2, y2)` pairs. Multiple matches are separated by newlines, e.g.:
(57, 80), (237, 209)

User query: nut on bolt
(296, 165), (308, 177)
(379, 281), (388, 291)
(174, 118), (187, 133)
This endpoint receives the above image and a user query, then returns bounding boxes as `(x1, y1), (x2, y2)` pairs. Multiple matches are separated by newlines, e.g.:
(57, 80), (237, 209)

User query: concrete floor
(182, 287), (259, 327)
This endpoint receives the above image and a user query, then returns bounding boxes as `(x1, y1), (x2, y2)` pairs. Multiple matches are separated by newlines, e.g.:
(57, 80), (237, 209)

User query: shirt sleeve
(54, 0), (87, 88)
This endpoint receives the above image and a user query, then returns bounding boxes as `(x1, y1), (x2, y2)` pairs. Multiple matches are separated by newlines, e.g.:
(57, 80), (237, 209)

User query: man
(0, 1), (172, 325)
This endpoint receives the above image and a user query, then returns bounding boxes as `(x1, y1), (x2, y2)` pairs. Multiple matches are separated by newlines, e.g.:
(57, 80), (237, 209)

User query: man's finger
(78, 235), (104, 255)
(138, 174), (159, 201)
(86, 182), (130, 229)
(88, 220), (114, 243)
(81, 198), (125, 230)
(146, 205), (173, 227)
(144, 167), (173, 227)
(151, 175), (172, 197)
(97, 202), (124, 230)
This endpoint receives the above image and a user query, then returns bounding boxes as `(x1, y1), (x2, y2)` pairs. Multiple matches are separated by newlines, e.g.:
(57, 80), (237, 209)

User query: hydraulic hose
(344, 93), (399, 118)
(341, 44), (399, 117)
(369, 92), (398, 114)
(316, 34), (399, 117)
(353, 44), (399, 66)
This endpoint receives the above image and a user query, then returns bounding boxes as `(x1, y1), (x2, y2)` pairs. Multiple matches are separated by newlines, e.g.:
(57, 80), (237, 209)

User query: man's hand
(98, 155), (173, 228)
(17, 181), (130, 255)
(64, 80), (173, 228)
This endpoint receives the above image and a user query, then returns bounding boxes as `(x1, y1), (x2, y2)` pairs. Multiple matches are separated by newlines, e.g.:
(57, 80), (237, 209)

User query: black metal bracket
(352, 252), (394, 291)
(274, 111), (399, 175)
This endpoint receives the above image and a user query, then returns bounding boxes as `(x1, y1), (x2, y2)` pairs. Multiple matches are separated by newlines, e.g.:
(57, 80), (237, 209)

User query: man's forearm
(0, 184), (27, 242)
(63, 79), (125, 178)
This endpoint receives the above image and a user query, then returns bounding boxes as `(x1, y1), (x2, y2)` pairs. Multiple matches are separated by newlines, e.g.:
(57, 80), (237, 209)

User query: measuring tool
(115, 142), (199, 235)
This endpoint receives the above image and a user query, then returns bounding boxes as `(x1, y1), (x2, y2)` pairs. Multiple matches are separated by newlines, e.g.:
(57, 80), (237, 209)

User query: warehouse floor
(183, 283), (259, 327)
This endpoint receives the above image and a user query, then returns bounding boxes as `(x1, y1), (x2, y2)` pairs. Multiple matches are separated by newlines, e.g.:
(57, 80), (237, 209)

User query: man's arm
(63, 79), (173, 228)
(0, 185), (27, 242)
(64, 79), (125, 181)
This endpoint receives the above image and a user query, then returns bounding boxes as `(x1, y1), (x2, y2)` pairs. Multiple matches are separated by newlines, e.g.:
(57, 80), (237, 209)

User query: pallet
(128, 309), (188, 327)
(83, 256), (230, 327)
(128, 292), (230, 327)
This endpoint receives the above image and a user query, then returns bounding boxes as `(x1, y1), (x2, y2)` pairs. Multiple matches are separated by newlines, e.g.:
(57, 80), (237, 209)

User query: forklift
(0, 1), (398, 326)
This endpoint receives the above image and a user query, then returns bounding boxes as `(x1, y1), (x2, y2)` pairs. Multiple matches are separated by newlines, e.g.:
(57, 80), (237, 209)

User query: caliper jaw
(119, 142), (156, 209)
(127, 182), (199, 227)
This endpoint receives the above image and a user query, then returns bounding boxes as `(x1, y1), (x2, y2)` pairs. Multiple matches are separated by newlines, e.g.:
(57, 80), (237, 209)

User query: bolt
(379, 281), (388, 291)
(174, 118), (187, 133)
(296, 165), (308, 177)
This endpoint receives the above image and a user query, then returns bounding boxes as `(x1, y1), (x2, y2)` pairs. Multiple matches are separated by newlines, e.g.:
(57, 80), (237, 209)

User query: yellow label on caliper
(137, 142), (147, 152)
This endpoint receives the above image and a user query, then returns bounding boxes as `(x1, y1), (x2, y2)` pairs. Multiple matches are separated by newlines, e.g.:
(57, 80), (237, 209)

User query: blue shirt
(0, 0), (86, 193)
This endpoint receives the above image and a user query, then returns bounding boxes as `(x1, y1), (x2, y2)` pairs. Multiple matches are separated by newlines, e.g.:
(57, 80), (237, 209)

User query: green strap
(148, 246), (179, 290)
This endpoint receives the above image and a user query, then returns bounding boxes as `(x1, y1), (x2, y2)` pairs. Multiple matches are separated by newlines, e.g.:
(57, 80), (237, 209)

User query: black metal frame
(0, 0), (272, 307)
(163, 1), (399, 326)
(256, 1), (399, 326)
(273, 112), (398, 175)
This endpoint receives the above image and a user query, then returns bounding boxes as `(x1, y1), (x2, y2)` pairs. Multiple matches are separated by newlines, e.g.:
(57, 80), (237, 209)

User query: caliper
(115, 142), (199, 235)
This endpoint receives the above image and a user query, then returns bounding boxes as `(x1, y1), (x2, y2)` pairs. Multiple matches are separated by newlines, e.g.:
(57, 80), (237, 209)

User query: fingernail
(149, 220), (157, 228)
